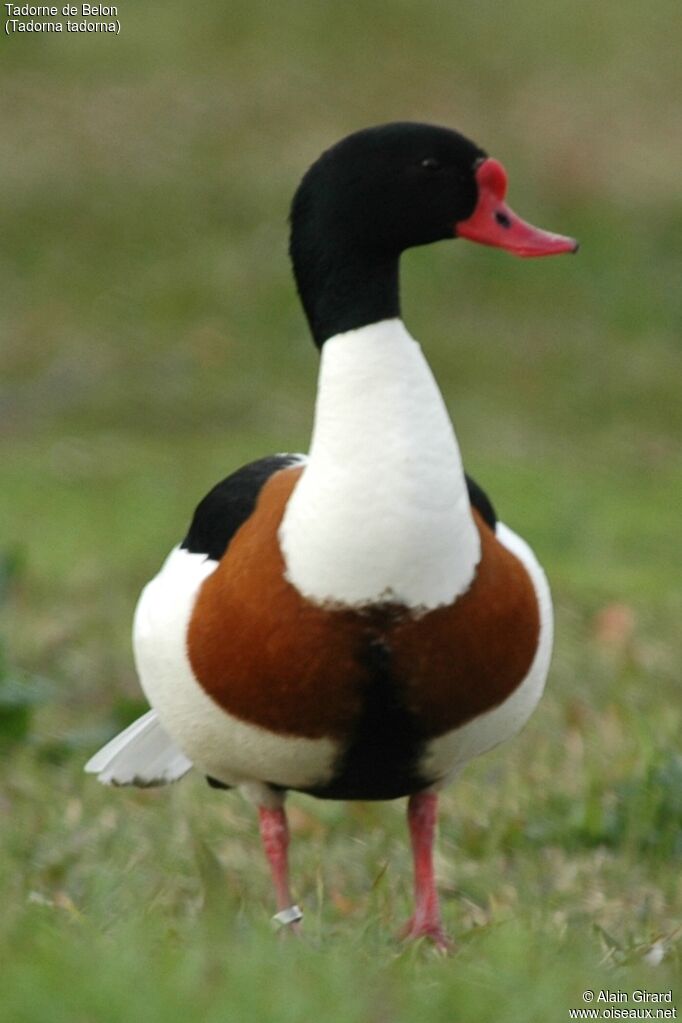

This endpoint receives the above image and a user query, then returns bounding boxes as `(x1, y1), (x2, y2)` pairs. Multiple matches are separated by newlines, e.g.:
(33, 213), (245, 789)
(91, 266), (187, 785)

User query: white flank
(420, 521), (553, 784)
(279, 319), (481, 610)
(84, 708), (193, 786)
(132, 546), (337, 804)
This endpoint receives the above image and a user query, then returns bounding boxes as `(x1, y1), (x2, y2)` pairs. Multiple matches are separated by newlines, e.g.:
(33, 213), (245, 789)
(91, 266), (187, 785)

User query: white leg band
(272, 904), (303, 927)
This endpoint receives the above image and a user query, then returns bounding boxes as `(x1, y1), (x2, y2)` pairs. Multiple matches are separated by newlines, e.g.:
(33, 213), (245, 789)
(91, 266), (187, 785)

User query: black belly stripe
(288, 629), (433, 802)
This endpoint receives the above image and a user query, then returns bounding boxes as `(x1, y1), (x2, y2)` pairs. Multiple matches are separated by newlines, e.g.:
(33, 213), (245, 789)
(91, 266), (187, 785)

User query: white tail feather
(84, 709), (193, 787)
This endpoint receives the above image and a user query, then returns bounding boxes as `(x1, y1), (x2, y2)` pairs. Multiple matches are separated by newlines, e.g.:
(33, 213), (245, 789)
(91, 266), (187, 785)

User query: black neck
(293, 250), (401, 348)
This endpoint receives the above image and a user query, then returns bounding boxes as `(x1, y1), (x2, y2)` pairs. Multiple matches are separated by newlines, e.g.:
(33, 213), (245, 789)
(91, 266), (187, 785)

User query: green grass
(1, 1), (681, 1019)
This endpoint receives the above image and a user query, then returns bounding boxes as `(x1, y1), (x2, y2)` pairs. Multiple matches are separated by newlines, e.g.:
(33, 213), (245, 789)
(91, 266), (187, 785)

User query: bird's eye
(420, 157), (440, 171)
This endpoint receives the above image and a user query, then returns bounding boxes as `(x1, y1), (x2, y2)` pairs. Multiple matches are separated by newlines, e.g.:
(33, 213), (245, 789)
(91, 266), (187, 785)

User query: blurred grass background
(1, 1), (680, 1020)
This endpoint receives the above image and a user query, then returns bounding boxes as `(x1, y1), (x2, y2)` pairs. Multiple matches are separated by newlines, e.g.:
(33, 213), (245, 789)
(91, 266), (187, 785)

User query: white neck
(279, 318), (480, 610)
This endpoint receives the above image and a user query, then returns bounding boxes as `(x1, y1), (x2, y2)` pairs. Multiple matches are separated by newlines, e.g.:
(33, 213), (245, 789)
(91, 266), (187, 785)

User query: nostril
(495, 211), (512, 229)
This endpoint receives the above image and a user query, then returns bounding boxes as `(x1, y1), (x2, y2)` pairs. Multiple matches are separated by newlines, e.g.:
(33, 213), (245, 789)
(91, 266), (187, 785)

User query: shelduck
(86, 122), (577, 948)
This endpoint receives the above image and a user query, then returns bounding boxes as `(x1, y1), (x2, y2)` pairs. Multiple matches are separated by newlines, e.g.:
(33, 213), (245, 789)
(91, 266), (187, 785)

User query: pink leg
(399, 792), (452, 951)
(257, 805), (301, 929)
